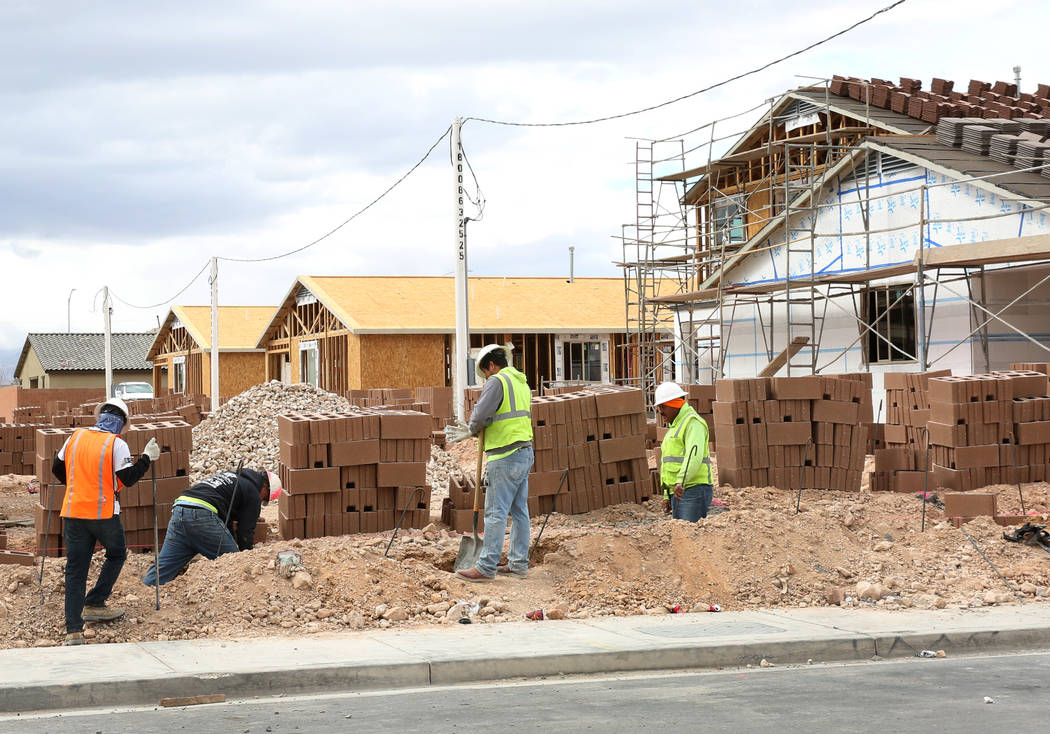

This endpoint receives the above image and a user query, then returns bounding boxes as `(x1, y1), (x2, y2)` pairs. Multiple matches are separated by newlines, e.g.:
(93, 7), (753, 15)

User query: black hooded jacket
(180, 469), (267, 550)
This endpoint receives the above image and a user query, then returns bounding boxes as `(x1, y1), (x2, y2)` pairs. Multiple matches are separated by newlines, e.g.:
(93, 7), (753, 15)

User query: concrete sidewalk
(1, 604), (1048, 714)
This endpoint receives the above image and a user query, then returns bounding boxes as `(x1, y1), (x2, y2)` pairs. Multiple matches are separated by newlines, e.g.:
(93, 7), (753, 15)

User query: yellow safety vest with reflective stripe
(659, 404), (711, 496)
(61, 428), (121, 520)
(483, 366), (533, 458)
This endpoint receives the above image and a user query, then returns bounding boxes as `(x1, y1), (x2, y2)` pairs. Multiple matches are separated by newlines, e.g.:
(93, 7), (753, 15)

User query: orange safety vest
(61, 428), (123, 520)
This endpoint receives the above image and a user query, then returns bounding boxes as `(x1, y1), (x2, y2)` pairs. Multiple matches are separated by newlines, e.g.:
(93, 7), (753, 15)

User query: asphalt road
(3, 651), (1048, 733)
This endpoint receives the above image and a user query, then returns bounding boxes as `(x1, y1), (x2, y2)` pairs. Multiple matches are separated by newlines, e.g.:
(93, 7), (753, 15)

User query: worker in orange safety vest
(51, 397), (159, 646)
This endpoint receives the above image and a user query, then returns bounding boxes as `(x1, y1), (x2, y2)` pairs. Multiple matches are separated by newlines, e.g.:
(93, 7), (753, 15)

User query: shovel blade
(453, 535), (483, 572)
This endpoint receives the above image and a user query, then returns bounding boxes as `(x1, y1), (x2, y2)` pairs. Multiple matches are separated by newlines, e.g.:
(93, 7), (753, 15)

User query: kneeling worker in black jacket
(142, 468), (282, 586)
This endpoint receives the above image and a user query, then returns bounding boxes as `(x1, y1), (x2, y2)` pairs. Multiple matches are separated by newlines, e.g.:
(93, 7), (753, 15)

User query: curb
(4, 621), (1050, 714)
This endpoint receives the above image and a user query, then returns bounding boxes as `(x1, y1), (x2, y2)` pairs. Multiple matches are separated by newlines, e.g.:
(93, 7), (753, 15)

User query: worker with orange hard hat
(655, 381), (712, 522)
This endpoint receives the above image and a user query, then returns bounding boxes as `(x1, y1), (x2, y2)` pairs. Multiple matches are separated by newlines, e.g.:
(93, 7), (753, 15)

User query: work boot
(64, 632), (85, 646)
(82, 605), (125, 622)
(496, 564), (527, 577)
(455, 568), (494, 583)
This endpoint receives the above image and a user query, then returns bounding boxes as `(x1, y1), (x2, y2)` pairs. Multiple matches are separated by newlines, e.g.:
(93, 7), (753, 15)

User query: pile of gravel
(190, 381), (351, 481)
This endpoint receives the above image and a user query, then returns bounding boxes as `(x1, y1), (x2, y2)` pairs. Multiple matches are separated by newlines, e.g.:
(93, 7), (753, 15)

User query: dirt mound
(190, 381), (351, 481)
(2, 475), (1049, 648)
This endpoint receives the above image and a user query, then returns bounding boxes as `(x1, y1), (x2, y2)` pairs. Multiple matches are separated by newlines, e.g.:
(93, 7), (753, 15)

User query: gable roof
(868, 135), (1050, 205)
(260, 276), (632, 343)
(16, 333), (154, 376)
(148, 306), (275, 360)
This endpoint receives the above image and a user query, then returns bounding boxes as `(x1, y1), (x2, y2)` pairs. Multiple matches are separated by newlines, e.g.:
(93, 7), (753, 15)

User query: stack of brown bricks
(32, 421), (192, 555)
(830, 74), (1050, 122)
(870, 370), (950, 492)
(0, 424), (47, 475)
(714, 376), (867, 491)
(442, 386), (650, 531)
(414, 386), (454, 438)
(276, 410), (432, 539)
(927, 371), (1050, 490)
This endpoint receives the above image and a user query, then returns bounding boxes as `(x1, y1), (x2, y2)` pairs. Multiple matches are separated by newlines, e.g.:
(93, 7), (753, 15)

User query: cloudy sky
(1, 0), (1045, 376)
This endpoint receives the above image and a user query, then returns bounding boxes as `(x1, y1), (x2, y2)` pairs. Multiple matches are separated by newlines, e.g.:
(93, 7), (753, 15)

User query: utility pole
(210, 257), (219, 413)
(103, 287), (113, 398)
(452, 117), (470, 423)
(67, 288), (76, 333)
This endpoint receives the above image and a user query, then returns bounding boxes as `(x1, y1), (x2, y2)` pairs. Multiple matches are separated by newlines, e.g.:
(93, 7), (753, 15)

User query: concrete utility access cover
(636, 621), (786, 639)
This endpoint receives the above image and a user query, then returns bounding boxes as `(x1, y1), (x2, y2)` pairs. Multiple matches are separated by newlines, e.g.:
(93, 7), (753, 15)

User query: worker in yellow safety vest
(445, 344), (534, 581)
(656, 381), (712, 522)
(51, 397), (159, 645)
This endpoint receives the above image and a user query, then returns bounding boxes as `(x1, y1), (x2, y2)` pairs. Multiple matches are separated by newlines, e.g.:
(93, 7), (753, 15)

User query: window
(299, 341), (319, 387)
(865, 286), (916, 363)
(713, 197), (747, 246)
(29, 377), (38, 388)
(172, 356), (186, 394)
(563, 341), (602, 381)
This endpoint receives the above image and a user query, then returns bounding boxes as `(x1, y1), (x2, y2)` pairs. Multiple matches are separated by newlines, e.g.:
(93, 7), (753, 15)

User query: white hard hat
(94, 397), (130, 420)
(475, 343), (511, 379)
(654, 381), (687, 406)
(266, 470), (283, 502)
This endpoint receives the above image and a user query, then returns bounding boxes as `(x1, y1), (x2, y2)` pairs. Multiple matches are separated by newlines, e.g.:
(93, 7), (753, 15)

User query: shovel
(454, 428), (485, 572)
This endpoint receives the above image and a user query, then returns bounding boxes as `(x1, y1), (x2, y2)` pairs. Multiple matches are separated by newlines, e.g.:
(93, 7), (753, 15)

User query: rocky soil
(189, 381), (352, 481)
(1, 462), (1049, 649)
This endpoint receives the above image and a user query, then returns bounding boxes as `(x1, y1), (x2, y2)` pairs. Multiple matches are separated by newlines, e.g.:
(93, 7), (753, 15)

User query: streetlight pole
(67, 288), (76, 333)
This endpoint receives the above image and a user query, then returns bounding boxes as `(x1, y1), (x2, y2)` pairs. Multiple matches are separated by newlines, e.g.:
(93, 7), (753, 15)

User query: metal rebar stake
(921, 427), (930, 532)
(1008, 434), (1027, 516)
(796, 438), (813, 514)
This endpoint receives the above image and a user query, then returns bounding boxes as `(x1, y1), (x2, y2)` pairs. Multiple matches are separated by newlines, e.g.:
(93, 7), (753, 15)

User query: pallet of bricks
(926, 371), (1050, 493)
(32, 421), (193, 556)
(869, 371), (949, 492)
(714, 376), (868, 491)
(0, 423), (47, 475)
(276, 409), (432, 539)
(441, 386), (650, 532)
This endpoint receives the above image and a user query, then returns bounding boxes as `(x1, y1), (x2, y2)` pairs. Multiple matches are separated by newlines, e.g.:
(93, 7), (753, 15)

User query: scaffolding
(621, 81), (1050, 389)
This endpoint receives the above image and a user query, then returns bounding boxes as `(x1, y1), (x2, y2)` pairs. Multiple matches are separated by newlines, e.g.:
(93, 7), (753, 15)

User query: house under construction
(622, 74), (1050, 398)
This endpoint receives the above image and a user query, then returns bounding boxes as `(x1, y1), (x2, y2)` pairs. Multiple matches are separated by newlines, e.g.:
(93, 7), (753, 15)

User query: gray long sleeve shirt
(468, 376), (504, 435)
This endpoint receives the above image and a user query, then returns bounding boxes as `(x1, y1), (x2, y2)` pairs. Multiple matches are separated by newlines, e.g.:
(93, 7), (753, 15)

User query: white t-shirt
(58, 428), (134, 515)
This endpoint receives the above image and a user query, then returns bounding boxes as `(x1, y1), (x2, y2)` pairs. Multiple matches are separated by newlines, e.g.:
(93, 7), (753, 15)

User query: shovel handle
(473, 428), (485, 513)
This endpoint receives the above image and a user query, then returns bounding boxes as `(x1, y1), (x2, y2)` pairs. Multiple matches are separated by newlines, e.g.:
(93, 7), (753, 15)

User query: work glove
(143, 437), (160, 462)
(444, 421), (473, 444)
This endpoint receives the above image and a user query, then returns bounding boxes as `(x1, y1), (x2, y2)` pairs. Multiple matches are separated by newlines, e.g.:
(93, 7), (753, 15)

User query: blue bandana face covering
(95, 412), (125, 434)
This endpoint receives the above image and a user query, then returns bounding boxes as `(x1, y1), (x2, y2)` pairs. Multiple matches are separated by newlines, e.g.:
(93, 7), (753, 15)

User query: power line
(464, 0), (908, 128)
(221, 124), (453, 264)
(109, 260), (211, 310)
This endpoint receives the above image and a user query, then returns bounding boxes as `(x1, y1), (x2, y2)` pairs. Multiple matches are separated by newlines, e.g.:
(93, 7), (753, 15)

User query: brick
(377, 462), (426, 487)
(765, 421), (812, 445)
(329, 439), (380, 467)
(598, 436), (645, 463)
(811, 400), (861, 425)
(281, 466), (340, 494)
(771, 376), (824, 400)
(944, 492), (997, 519)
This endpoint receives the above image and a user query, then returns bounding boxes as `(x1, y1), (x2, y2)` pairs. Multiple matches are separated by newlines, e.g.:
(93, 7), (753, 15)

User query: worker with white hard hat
(445, 343), (534, 581)
(655, 381), (712, 522)
(142, 467), (282, 587)
(51, 397), (161, 645)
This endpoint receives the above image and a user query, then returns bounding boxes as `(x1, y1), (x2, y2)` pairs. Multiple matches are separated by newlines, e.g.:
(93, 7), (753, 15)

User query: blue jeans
(64, 515), (127, 633)
(672, 484), (713, 522)
(142, 505), (239, 587)
(477, 445), (533, 576)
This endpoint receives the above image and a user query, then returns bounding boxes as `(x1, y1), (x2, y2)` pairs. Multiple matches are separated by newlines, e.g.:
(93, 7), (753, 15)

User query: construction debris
(190, 381), (352, 481)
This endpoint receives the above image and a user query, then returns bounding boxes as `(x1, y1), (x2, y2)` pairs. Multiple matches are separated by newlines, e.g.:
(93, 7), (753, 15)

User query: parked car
(114, 382), (154, 401)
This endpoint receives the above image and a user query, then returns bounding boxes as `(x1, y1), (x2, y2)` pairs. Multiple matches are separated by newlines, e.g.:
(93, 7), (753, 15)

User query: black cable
(221, 125), (453, 264)
(464, 0), (908, 128)
(109, 260), (211, 310)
